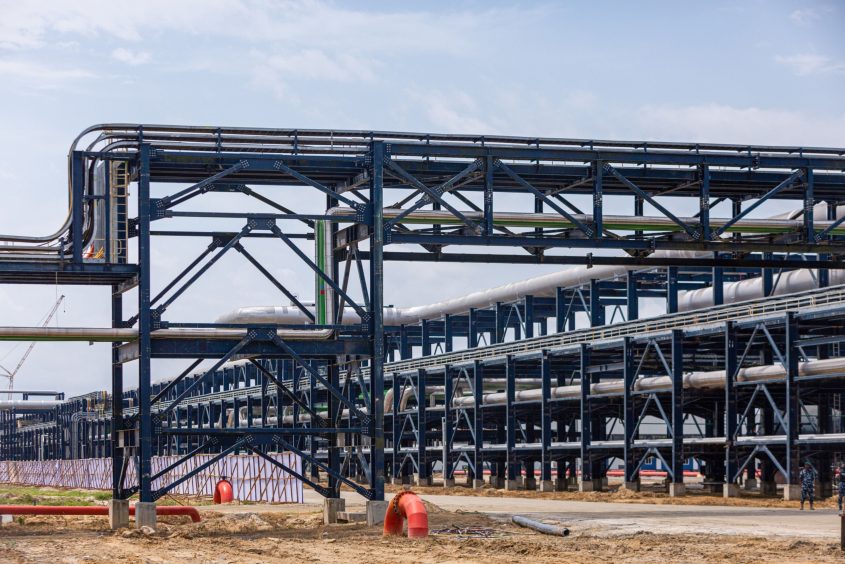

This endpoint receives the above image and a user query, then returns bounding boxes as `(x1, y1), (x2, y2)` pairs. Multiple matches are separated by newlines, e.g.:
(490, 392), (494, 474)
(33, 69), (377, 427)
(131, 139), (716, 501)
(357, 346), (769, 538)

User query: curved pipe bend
(383, 491), (428, 538)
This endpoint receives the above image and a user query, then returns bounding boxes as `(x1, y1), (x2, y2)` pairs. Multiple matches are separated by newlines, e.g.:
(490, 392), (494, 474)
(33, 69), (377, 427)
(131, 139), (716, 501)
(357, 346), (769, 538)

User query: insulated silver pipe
(0, 327), (334, 342)
(0, 400), (62, 410)
(452, 357), (845, 407)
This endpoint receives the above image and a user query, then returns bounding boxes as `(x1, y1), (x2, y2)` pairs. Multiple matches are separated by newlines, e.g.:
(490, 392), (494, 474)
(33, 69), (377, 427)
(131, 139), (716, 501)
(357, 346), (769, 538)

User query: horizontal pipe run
(0, 400), (63, 410)
(451, 357), (845, 407)
(0, 327), (334, 342)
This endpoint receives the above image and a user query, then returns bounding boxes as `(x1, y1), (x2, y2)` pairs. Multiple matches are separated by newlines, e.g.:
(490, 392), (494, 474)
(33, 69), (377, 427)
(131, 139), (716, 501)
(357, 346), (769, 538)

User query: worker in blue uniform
(837, 463), (845, 513)
(799, 462), (816, 511)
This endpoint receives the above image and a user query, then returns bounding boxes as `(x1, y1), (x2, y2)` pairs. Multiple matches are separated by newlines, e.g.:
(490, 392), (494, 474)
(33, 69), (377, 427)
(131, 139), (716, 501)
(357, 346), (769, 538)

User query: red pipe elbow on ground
(383, 491), (428, 538)
(0, 505), (201, 523)
(213, 479), (234, 504)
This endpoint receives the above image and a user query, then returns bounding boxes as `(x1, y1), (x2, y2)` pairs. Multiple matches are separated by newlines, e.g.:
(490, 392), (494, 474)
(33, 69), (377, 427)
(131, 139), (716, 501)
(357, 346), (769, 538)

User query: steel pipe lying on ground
(512, 515), (570, 537)
(0, 505), (201, 522)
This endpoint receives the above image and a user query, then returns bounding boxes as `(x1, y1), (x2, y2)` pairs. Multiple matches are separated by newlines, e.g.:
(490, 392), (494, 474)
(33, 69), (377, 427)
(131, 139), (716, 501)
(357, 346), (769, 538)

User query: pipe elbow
(382, 491), (428, 538)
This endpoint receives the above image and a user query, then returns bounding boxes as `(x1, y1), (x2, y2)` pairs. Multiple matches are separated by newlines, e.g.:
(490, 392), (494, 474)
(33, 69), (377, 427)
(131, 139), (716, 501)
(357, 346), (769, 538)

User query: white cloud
(789, 8), (820, 25)
(634, 103), (845, 147)
(264, 49), (375, 82)
(0, 58), (94, 89)
(775, 53), (845, 76)
(0, 1), (527, 54)
(406, 89), (501, 134)
(111, 47), (151, 66)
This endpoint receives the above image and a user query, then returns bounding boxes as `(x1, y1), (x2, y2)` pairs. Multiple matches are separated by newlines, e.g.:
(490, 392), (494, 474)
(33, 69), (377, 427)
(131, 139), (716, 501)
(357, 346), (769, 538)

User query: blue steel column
(670, 330), (684, 492)
(622, 337), (637, 488)
(71, 152), (84, 263)
(524, 296), (534, 339)
(416, 368), (428, 485)
(593, 161), (603, 238)
(472, 360), (484, 486)
(468, 308), (478, 348)
(804, 168), (814, 243)
(540, 351), (552, 487)
(370, 141), (386, 500)
(724, 321), (738, 495)
(555, 288), (566, 332)
(666, 267), (678, 314)
(785, 312), (800, 497)
(391, 373), (401, 482)
(589, 280), (604, 327)
(699, 165), (711, 241)
(626, 274), (639, 321)
(484, 156), (494, 236)
(111, 286), (124, 498)
(137, 143), (154, 504)
(505, 355), (517, 488)
(579, 344), (593, 490)
(442, 365), (453, 484)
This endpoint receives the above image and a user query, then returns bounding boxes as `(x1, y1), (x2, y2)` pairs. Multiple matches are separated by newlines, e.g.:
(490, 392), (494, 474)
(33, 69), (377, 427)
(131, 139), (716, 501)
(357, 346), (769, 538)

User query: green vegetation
(0, 485), (112, 506)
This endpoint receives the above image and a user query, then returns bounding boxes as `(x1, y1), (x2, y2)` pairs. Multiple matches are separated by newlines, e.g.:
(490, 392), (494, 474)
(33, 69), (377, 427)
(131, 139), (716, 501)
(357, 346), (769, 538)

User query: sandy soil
(0, 502), (842, 563)
(386, 481), (845, 510)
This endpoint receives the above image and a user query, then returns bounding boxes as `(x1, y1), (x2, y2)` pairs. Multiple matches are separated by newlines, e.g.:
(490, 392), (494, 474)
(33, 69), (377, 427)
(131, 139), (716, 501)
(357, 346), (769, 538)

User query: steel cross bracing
(1, 125), (845, 503)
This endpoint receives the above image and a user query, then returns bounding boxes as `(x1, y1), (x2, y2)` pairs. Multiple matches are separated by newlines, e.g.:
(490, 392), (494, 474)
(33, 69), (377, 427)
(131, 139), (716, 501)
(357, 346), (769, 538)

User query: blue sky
(0, 0), (843, 395)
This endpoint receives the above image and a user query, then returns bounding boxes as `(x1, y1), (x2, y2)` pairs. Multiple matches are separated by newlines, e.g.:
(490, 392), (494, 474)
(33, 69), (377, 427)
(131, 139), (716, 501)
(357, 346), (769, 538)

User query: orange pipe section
(0, 505), (201, 523)
(383, 491), (428, 538)
(213, 479), (234, 504)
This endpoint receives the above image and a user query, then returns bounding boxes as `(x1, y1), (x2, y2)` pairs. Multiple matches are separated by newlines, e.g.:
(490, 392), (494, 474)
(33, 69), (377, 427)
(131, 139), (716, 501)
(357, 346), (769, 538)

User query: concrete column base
(579, 480), (595, 492)
(366, 500), (390, 527)
(669, 483), (686, 497)
(623, 481), (641, 492)
(472, 479), (485, 490)
(539, 480), (555, 492)
(723, 484), (740, 498)
(601, 477), (609, 489)
(524, 477), (537, 491)
(505, 479), (521, 491)
(515, 475), (524, 488)
(783, 484), (802, 501)
(443, 478), (455, 488)
(108, 499), (129, 530)
(323, 497), (346, 524)
(391, 477), (405, 486)
(761, 481), (777, 495)
(413, 474), (432, 487)
(744, 478), (758, 491)
(554, 477), (569, 491)
(134, 502), (156, 530)
(489, 476), (504, 489)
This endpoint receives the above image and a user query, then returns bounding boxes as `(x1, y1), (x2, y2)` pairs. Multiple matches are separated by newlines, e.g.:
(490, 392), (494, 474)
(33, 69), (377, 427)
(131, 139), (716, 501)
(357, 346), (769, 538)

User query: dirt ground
(0, 496), (841, 563)
(386, 480), (845, 510)
(0, 484), (843, 563)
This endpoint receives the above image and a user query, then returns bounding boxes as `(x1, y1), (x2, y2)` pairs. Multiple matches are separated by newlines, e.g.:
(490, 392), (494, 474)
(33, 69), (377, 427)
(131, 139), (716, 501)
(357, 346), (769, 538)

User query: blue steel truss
(1, 126), (845, 504)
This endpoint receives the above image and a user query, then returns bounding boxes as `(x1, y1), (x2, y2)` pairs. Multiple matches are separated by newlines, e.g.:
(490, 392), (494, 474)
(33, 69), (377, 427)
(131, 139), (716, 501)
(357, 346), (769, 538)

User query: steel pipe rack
(1, 125), (844, 510)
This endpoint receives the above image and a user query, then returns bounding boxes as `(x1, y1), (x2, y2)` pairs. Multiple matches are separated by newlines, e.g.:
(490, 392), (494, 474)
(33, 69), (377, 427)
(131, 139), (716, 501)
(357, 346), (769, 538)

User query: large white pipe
(218, 204), (844, 327)
(0, 400), (63, 410)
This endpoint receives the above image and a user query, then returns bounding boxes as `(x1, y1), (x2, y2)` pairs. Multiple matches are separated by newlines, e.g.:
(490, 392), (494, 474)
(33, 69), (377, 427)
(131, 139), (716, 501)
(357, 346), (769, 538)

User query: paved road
(298, 490), (842, 539)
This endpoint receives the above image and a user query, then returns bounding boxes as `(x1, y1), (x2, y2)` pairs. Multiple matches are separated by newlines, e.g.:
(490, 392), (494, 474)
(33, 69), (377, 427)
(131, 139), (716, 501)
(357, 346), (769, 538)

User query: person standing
(799, 462), (816, 511)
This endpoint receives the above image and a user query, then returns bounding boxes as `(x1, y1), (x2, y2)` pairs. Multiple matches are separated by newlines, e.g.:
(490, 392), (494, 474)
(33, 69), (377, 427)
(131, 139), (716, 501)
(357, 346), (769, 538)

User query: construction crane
(0, 294), (65, 395)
